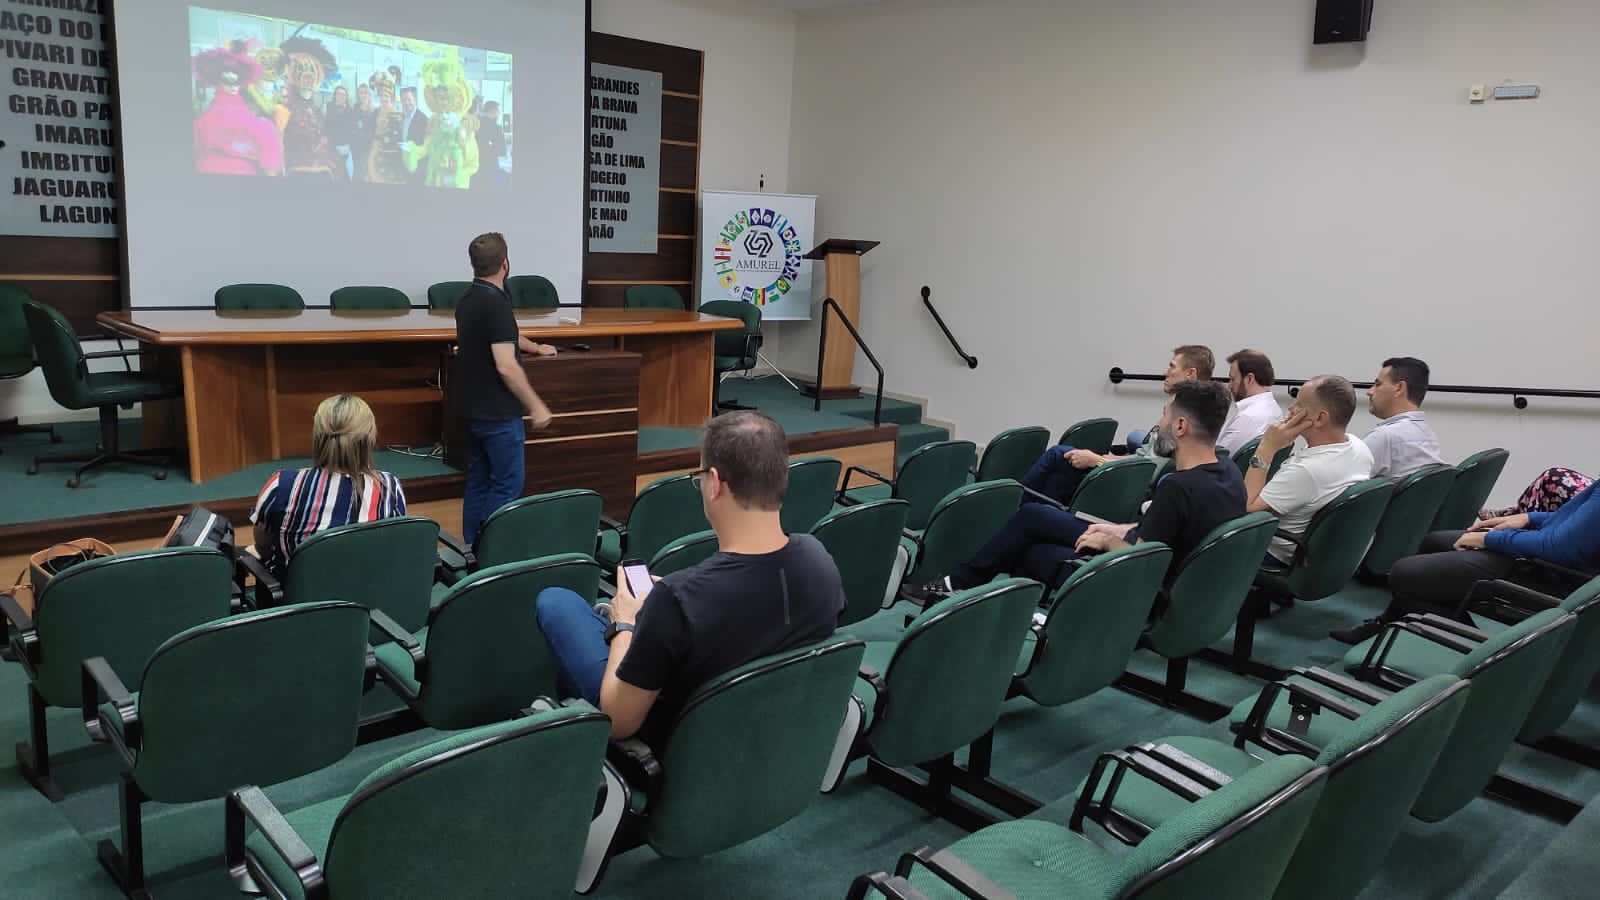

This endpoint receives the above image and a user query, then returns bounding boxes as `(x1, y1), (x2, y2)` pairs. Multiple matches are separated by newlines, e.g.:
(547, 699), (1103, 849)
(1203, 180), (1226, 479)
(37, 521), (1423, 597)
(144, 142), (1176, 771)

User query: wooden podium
(801, 238), (879, 399)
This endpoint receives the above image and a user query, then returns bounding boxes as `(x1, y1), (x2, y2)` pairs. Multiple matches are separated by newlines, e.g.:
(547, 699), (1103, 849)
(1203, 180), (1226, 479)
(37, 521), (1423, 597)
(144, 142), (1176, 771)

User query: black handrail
(816, 297), (884, 426)
(921, 286), (977, 369)
(1108, 367), (1600, 410)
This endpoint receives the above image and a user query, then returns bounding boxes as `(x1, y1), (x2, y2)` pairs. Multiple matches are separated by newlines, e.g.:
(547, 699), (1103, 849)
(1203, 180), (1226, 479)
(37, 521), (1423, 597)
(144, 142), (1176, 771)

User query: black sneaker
(901, 577), (954, 606)
(1329, 618), (1385, 645)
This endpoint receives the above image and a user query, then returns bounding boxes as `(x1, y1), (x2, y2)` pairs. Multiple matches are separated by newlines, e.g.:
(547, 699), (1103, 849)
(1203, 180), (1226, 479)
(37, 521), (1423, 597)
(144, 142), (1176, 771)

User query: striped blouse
(250, 468), (408, 577)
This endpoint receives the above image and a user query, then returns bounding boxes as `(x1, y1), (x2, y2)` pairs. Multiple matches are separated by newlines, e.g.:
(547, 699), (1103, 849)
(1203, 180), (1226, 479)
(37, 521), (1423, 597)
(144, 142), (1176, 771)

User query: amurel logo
(712, 206), (803, 305)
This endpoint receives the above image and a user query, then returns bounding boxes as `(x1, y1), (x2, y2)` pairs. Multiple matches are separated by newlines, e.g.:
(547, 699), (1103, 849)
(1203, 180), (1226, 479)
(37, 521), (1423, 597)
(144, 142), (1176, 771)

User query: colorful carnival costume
(406, 56), (479, 189)
(192, 43), (282, 176)
(366, 75), (408, 184)
(275, 36), (338, 178)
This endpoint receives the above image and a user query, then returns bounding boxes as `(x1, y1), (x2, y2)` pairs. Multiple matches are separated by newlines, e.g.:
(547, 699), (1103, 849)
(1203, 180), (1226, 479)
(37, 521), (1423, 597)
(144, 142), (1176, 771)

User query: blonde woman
(250, 394), (407, 578)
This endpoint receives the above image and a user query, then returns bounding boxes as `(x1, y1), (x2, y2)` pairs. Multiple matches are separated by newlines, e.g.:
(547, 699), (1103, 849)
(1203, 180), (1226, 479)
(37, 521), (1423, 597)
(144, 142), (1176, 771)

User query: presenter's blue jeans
(536, 587), (609, 703)
(1021, 445), (1090, 506)
(463, 417), (526, 545)
(949, 503), (1091, 591)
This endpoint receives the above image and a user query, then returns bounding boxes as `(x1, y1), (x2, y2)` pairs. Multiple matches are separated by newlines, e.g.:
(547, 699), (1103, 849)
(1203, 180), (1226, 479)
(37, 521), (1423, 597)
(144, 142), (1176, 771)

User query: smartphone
(620, 559), (653, 598)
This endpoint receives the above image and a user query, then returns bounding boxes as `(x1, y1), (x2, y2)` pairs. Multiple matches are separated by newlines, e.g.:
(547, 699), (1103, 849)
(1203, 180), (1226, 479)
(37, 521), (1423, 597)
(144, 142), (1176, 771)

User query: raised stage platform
(0, 377), (943, 563)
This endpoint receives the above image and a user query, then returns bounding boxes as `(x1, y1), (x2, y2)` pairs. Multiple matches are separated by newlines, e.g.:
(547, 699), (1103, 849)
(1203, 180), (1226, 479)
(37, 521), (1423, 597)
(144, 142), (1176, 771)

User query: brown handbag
(9, 539), (119, 614)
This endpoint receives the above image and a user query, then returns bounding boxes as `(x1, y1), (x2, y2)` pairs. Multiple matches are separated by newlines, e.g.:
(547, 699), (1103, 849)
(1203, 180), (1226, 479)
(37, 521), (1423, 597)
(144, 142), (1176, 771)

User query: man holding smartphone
(535, 411), (846, 741)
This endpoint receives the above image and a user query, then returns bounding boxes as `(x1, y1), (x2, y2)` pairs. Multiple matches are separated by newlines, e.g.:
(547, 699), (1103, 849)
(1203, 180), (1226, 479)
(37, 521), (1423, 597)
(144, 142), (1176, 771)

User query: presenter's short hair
(469, 233), (508, 277)
(1227, 349), (1276, 387)
(1168, 380), (1231, 443)
(1306, 375), (1357, 427)
(1173, 345), (1215, 381)
(701, 411), (788, 511)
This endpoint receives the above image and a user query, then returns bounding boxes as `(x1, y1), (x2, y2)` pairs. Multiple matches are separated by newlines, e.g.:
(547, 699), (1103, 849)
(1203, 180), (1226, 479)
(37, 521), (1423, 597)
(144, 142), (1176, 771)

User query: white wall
(777, 0), (1600, 506)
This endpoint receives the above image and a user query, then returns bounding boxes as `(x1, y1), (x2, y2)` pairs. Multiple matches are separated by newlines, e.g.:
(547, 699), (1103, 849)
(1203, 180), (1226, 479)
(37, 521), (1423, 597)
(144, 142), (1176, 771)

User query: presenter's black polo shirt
(453, 279), (524, 421)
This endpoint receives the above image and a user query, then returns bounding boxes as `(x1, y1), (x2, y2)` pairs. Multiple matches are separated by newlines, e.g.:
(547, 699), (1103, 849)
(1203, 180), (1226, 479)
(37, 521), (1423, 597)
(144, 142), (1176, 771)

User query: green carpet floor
(0, 376), (937, 526)
(2, 576), (1596, 898)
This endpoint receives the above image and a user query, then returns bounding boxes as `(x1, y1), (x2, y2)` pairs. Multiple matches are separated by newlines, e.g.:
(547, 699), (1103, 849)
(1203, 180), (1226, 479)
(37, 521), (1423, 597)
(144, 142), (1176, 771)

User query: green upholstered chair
(1119, 512), (1279, 720)
(0, 285), (58, 447)
(506, 274), (559, 308)
(1231, 437), (1290, 481)
(624, 284), (686, 311)
(648, 529), (720, 578)
(371, 555), (604, 730)
(1360, 464), (1458, 577)
(1340, 608), (1575, 821)
(22, 300), (179, 486)
(437, 489), (603, 585)
(1092, 673), (1468, 900)
(227, 706), (609, 900)
(426, 280), (474, 310)
(699, 299), (763, 411)
(1235, 479), (1394, 673)
(975, 426), (1050, 483)
(585, 636), (865, 890)
(1067, 456), (1160, 523)
(329, 285), (410, 310)
(814, 499), (911, 627)
(842, 440), (978, 532)
(1058, 417), (1118, 455)
(1475, 575), (1600, 746)
(597, 473), (708, 569)
(83, 601), (371, 895)
(854, 753), (1326, 900)
(1431, 448), (1510, 532)
(900, 480), (1025, 588)
(783, 456), (844, 534)
(1013, 543), (1172, 708)
(240, 516), (439, 635)
(1, 547), (233, 800)
(215, 283), (306, 310)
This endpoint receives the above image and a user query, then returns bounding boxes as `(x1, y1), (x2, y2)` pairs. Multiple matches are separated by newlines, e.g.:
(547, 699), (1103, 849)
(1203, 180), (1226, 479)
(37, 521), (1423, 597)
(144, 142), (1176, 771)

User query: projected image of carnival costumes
(366, 73), (407, 184)
(275, 36), (338, 179)
(407, 55), (479, 189)
(192, 42), (283, 176)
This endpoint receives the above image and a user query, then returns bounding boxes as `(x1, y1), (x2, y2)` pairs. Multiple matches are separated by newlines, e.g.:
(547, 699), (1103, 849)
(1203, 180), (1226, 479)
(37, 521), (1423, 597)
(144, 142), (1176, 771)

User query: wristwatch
(604, 620), (636, 643)
(1249, 455), (1269, 470)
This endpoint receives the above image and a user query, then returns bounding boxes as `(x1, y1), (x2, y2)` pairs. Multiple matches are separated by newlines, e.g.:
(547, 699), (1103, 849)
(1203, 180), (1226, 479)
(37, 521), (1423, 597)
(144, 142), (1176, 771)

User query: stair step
(896, 422), (950, 461)
(821, 393), (925, 427)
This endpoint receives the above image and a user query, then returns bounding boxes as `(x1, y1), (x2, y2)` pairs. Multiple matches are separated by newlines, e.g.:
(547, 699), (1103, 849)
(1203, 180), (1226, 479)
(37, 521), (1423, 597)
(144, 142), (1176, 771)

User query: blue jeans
(1126, 429), (1150, 455)
(950, 503), (1091, 590)
(535, 587), (609, 703)
(1021, 445), (1089, 506)
(463, 417), (526, 544)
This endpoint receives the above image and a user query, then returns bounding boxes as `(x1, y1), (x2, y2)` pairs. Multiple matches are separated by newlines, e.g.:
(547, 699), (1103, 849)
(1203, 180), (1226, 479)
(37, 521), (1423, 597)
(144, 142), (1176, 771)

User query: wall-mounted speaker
(1313, 0), (1374, 44)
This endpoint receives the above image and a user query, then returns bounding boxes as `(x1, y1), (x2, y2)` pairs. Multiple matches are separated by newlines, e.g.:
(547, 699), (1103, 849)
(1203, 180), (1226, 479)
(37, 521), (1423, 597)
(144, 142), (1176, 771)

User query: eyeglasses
(690, 467), (710, 490)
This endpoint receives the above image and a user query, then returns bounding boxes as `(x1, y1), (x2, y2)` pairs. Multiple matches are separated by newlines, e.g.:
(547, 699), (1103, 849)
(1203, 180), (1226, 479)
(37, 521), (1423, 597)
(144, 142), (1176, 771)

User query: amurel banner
(698, 189), (815, 322)
(0, 1), (118, 237)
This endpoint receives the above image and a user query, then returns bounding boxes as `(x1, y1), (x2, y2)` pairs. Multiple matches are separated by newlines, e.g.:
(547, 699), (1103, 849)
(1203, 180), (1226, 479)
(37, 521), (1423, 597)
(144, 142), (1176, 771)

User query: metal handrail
(815, 297), (884, 426)
(1108, 367), (1600, 410)
(921, 286), (976, 369)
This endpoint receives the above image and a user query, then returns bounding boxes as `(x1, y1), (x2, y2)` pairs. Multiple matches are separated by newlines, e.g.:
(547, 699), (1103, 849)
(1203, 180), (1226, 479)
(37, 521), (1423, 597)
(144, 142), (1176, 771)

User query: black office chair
(0, 286), (59, 452)
(22, 301), (179, 486)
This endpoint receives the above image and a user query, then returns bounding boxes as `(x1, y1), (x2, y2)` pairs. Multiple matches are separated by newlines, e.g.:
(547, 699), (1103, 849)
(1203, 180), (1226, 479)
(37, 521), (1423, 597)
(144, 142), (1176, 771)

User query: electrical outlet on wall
(1468, 84), (1486, 103)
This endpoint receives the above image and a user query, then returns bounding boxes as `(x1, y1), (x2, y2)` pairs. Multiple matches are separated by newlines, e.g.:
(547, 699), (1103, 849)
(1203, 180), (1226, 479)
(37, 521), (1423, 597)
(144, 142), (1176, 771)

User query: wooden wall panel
(587, 32), (702, 310)
(0, 237), (121, 337)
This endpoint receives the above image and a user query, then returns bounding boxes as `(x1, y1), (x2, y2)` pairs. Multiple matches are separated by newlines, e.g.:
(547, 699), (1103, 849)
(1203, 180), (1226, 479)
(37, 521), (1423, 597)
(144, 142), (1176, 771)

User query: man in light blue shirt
(1363, 356), (1442, 479)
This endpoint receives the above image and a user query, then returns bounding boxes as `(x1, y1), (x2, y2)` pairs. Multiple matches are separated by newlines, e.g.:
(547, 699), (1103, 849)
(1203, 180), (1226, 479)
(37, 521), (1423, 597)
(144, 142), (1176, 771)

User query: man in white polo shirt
(1245, 375), (1375, 566)
(1216, 348), (1285, 455)
(1364, 356), (1443, 479)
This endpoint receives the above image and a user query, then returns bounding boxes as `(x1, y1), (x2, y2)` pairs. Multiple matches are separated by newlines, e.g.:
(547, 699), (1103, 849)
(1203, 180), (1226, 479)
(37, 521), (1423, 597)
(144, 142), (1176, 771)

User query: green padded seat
(845, 483), (892, 504)
(699, 299), (762, 408)
(1145, 512), (1279, 662)
(814, 499), (910, 627)
(1068, 456), (1159, 522)
(506, 274), (559, 307)
(1253, 478), (1394, 603)
(649, 529), (719, 577)
(1058, 417), (1118, 455)
(372, 555), (603, 730)
(329, 285), (410, 310)
(1231, 437), (1291, 481)
(440, 489), (605, 583)
(1511, 575), (1600, 741)
(624, 284), (686, 310)
(783, 456), (843, 534)
(901, 754), (1326, 900)
(902, 480), (1024, 586)
(844, 440), (977, 531)
(215, 283), (305, 310)
(1431, 448), (1510, 532)
(236, 706), (609, 900)
(426, 280), (474, 310)
(280, 516), (439, 634)
(976, 426), (1050, 483)
(598, 473), (707, 568)
(1361, 464), (1458, 577)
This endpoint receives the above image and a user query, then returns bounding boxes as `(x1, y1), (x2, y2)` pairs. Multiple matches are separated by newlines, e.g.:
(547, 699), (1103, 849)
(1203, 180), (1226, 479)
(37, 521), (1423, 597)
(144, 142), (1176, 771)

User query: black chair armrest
(368, 609), (427, 684)
(858, 663), (890, 722)
(436, 530), (475, 574)
(226, 786), (327, 900)
(1019, 485), (1069, 511)
(840, 465), (893, 500)
(1235, 677), (1366, 758)
(81, 656), (138, 747)
(1460, 578), (1560, 624)
(1415, 614), (1489, 644)
(235, 552), (283, 607)
(1, 592), (40, 673)
(895, 847), (1014, 900)
(1354, 618), (1474, 688)
(1394, 615), (1480, 654)
(598, 516), (627, 561)
(606, 737), (663, 802)
(1270, 529), (1309, 567)
(1294, 666), (1392, 705)
(847, 871), (933, 900)
(1071, 745), (1224, 845)
(1513, 557), (1600, 586)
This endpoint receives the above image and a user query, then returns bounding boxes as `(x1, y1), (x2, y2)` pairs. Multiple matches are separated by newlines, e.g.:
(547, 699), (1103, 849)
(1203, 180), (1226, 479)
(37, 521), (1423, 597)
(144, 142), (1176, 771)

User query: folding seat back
(903, 480), (1023, 585)
(887, 440), (978, 531)
(475, 489), (604, 571)
(1362, 465), (1458, 577)
(1431, 448), (1509, 532)
(286, 516), (439, 633)
(782, 456), (843, 534)
(1273, 478), (1394, 601)
(598, 474), (707, 567)
(1518, 576), (1600, 742)
(1068, 457), (1158, 523)
(649, 530), (720, 578)
(1231, 437), (1291, 481)
(975, 426), (1050, 483)
(1058, 417), (1117, 454)
(813, 499), (910, 627)
(1146, 512), (1278, 660)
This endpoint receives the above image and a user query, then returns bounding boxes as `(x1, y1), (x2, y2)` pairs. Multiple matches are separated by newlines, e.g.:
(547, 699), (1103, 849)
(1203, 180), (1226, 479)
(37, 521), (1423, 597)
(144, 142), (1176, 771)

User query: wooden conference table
(97, 307), (742, 484)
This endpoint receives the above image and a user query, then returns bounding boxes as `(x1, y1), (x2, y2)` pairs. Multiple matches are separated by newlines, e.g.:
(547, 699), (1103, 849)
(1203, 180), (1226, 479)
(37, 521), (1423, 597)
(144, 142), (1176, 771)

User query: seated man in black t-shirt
(931, 380), (1245, 595)
(535, 411), (846, 742)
